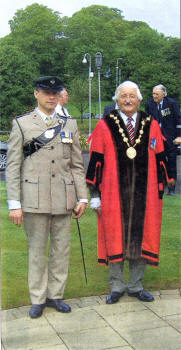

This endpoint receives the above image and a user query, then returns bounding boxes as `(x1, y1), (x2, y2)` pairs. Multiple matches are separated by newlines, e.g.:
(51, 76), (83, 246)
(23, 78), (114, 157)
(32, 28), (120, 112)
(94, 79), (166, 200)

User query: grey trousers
(24, 213), (71, 304)
(109, 259), (147, 293)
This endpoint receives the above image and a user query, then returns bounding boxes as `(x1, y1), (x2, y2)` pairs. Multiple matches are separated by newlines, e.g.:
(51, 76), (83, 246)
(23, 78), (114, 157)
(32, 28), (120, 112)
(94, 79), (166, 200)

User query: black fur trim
(86, 151), (104, 187)
(144, 259), (159, 266)
(109, 253), (124, 261)
(98, 258), (108, 265)
(142, 250), (158, 259)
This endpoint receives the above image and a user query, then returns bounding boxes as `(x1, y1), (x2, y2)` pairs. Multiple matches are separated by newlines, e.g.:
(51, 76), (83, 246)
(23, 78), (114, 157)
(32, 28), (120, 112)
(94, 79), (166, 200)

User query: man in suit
(86, 81), (173, 305)
(146, 84), (181, 195)
(6, 76), (88, 318)
(55, 87), (70, 117)
(103, 101), (116, 117)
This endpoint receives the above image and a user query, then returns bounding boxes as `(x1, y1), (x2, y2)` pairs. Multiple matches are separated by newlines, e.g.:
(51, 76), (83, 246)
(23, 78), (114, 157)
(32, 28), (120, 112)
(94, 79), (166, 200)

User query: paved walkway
(1, 289), (181, 350)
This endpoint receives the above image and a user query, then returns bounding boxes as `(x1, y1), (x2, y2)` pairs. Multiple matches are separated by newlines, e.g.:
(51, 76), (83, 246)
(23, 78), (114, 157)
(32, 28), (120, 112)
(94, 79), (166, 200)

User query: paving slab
(160, 294), (181, 299)
(2, 317), (64, 350)
(163, 313), (181, 332)
(102, 309), (167, 335)
(60, 326), (127, 350)
(45, 308), (108, 332)
(143, 299), (181, 317)
(2, 315), (47, 331)
(160, 289), (180, 295)
(93, 301), (147, 317)
(103, 347), (133, 350)
(122, 326), (181, 350)
(75, 295), (103, 308)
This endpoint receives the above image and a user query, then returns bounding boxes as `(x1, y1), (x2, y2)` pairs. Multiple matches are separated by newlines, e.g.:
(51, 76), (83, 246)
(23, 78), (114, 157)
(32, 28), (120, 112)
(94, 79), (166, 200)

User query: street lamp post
(116, 58), (122, 88)
(95, 52), (102, 119)
(82, 53), (93, 136)
(118, 68), (121, 85)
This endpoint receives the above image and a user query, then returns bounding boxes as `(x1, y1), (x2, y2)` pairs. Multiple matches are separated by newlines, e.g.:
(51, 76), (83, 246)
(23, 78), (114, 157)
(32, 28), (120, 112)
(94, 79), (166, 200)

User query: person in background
(56, 87), (70, 117)
(146, 84), (181, 195)
(6, 76), (88, 318)
(86, 81), (174, 305)
(103, 98), (116, 117)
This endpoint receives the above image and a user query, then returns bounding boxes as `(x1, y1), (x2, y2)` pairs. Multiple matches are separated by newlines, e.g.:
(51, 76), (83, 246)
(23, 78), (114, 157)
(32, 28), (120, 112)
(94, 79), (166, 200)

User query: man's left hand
(73, 203), (87, 219)
(173, 137), (181, 145)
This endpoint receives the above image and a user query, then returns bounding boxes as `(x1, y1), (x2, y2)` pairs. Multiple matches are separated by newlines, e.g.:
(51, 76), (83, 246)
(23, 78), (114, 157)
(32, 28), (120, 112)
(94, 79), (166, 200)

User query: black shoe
(46, 298), (71, 313)
(167, 190), (175, 196)
(106, 291), (125, 304)
(128, 289), (154, 302)
(167, 186), (175, 196)
(29, 304), (45, 318)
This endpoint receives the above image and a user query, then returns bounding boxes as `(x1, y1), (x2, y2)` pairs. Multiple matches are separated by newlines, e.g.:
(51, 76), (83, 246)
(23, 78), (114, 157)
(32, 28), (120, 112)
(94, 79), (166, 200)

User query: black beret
(33, 76), (63, 91)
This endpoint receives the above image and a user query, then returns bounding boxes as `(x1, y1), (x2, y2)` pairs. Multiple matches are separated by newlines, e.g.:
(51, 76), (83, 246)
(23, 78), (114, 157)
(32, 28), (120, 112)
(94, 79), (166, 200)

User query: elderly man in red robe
(86, 81), (173, 304)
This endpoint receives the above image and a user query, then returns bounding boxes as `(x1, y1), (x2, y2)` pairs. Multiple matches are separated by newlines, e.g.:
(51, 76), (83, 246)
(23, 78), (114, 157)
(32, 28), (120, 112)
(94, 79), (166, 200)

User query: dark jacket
(103, 103), (116, 117)
(146, 96), (181, 144)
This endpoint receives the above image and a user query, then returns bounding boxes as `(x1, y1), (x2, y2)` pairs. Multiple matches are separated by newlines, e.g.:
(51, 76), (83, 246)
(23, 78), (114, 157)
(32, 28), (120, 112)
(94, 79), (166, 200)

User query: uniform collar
(35, 107), (56, 121)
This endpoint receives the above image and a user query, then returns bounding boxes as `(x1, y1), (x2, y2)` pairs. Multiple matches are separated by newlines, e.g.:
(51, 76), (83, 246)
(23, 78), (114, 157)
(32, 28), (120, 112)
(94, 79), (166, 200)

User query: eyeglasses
(119, 94), (138, 100)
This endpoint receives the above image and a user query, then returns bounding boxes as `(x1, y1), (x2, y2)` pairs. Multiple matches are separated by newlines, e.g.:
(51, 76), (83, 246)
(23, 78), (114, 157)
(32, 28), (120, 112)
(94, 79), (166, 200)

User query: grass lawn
(1, 180), (181, 310)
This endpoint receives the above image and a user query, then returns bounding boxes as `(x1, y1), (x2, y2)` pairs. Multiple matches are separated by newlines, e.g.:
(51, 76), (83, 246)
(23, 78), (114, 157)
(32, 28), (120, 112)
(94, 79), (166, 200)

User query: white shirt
(157, 99), (163, 109)
(55, 104), (70, 117)
(115, 103), (137, 127)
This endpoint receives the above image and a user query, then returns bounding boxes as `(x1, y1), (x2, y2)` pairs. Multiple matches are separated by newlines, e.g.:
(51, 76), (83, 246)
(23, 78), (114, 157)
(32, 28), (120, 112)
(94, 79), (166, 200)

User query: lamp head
(82, 56), (87, 64)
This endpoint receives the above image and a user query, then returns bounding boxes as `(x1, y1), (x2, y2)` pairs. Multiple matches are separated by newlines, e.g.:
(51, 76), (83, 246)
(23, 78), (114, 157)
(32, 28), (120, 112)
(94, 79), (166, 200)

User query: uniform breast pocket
(64, 178), (76, 210)
(21, 176), (39, 208)
(62, 143), (72, 159)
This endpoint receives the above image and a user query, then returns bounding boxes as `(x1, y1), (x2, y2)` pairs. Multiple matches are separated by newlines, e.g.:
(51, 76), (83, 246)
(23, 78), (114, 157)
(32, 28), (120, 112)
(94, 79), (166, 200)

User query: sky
(1, 0), (180, 39)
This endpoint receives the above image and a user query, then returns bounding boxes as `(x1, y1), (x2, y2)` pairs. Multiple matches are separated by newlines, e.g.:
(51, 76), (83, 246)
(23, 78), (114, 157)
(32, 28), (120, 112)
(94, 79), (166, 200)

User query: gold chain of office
(109, 114), (151, 159)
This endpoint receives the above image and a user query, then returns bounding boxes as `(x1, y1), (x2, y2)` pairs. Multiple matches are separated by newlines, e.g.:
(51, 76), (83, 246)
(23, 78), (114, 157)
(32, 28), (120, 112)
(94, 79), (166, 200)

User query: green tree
(0, 37), (37, 129)
(0, 3), (67, 128)
(69, 77), (98, 120)
(8, 3), (66, 75)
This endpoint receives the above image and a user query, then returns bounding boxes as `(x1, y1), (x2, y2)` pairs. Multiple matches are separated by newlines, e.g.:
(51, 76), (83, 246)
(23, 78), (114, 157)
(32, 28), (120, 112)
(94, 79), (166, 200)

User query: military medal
(150, 138), (157, 150)
(126, 147), (137, 159)
(45, 129), (55, 139)
(61, 131), (73, 143)
(161, 108), (170, 117)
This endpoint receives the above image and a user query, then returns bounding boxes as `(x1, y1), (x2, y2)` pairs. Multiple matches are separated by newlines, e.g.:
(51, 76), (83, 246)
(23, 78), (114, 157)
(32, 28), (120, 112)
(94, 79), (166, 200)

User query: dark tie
(158, 103), (162, 114)
(127, 117), (135, 144)
(157, 103), (162, 123)
(62, 107), (66, 116)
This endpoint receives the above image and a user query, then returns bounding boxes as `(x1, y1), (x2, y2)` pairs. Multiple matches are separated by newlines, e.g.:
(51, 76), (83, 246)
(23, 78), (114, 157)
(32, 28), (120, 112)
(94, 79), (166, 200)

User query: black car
(0, 141), (8, 171)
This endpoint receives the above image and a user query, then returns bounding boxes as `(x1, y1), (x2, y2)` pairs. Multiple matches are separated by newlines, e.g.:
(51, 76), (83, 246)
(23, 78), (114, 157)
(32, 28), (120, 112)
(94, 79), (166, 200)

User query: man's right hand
(9, 209), (24, 226)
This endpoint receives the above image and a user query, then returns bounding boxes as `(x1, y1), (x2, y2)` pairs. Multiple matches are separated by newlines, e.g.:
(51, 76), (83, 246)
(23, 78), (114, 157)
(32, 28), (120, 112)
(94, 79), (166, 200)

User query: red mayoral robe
(86, 110), (173, 267)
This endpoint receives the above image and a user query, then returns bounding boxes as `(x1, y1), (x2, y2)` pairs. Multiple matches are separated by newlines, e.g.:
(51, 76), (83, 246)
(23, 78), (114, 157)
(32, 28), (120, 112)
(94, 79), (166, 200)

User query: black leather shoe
(167, 190), (175, 196)
(167, 186), (175, 196)
(46, 298), (71, 312)
(106, 291), (125, 304)
(29, 304), (45, 318)
(128, 289), (154, 302)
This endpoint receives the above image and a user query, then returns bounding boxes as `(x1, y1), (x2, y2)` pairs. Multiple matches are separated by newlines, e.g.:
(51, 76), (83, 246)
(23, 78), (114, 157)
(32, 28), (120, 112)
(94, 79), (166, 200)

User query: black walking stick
(74, 210), (88, 284)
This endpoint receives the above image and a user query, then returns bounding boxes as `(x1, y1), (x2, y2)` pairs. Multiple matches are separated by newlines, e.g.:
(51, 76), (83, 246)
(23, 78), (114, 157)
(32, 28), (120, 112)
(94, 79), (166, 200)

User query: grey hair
(113, 81), (143, 102)
(153, 84), (167, 96)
